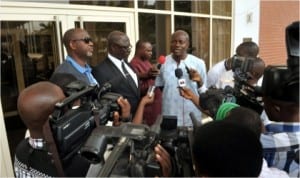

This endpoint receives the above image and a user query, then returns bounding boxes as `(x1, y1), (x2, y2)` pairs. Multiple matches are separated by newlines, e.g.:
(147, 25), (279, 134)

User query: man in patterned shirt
(260, 21), (299, 177)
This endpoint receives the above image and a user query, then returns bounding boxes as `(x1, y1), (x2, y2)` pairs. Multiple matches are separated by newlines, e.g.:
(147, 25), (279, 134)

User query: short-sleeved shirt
(260, 122), (300, 177)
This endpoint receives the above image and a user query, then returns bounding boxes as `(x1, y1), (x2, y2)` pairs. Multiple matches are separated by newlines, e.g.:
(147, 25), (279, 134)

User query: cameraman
(259, 21), (299, 177)
(207, 41), (265, 88)
(14, 82), (69, 177)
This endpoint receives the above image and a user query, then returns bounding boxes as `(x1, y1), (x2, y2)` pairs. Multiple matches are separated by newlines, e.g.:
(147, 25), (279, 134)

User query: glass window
(138, 13), (171, 62)
(138, 0), (171, 10)
(175, 16), (210, 69)
(1, 21), (59, 114)
(213, 0), (232, 16)
(70, 0), (134, 8)
(212, 19), (231, 65)
(174, 0), (210, 14)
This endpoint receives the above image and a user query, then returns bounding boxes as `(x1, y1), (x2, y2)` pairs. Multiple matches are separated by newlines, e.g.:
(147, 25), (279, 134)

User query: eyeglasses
(72, 37), (93, 44)
(115, 43), (132, 51)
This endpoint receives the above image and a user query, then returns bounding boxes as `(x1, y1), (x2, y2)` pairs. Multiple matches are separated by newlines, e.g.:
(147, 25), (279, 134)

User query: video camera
(203, 55), (264, 116)
(49, 81), (121, 163)
(79, 114), (199, 177)
(231, 55), (264, 114)
(261, 21), (299, 103)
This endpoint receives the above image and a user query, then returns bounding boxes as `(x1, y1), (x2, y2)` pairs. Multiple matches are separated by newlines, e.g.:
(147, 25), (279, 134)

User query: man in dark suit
(93, 31), (140, 114)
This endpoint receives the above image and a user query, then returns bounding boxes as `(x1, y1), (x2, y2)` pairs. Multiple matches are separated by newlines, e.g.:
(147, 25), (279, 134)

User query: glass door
(1, 4), (135, 169)
(1, 18), (62, 117)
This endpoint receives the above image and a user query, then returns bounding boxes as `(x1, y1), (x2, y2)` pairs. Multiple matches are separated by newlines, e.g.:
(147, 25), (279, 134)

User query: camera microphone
(97, 76), (123, 99)
(175, 68), (186, 88)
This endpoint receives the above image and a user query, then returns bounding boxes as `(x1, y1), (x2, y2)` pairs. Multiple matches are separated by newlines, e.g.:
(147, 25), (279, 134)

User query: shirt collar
(265, 121), (300, 133)
(108, 53), (124, 64)
(66, 56), (92, 74)
(28, 137), (45, 150)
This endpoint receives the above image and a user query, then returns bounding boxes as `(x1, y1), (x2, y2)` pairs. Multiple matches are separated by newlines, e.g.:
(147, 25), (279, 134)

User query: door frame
(0, 1), (135, 174)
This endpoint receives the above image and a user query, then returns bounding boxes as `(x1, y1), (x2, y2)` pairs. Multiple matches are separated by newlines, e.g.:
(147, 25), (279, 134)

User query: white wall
(0, 102), (14, 177)
(232, 0), (260, 53)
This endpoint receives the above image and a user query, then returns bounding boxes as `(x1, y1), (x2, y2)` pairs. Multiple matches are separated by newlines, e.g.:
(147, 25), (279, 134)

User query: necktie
(121, 61), (137, 90)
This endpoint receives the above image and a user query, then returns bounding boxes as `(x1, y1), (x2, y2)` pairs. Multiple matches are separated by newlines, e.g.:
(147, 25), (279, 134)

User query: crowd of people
(13, 21), (299, 177)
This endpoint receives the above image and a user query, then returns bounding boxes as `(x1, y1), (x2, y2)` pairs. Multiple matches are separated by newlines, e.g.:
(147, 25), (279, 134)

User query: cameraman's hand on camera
(155, 144), (172, 177)
(116, 97), (131, 123)
(188, 68), (203, 88)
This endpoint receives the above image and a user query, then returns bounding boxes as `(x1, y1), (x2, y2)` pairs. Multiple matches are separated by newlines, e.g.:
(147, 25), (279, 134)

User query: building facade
(1, 0), (279, 176)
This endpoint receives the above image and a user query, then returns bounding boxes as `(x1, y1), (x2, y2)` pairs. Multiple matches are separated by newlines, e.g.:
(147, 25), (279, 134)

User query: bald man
(14, 82), (65, 177)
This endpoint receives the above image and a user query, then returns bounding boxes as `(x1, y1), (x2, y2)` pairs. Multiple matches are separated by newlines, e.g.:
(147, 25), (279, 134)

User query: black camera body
(261, 21), (299, 104)
(49, 83), (121, 163)
(79, 115), (196, 177)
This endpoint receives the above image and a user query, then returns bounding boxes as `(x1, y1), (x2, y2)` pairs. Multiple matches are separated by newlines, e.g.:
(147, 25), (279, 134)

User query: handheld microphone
(157, 55), (166, 69)
(175, 68), (186, 88)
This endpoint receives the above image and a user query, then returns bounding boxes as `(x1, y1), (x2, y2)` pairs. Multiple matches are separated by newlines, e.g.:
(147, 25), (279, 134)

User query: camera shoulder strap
(43, 121), (65, 176)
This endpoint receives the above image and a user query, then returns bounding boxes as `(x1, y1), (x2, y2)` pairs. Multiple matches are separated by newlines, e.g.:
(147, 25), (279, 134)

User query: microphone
(175, 68), (186, 88)
(157, 55), (166, 69)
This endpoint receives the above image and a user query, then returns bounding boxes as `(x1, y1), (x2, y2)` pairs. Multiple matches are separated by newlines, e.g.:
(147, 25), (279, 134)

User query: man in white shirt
(207, 41), (265, 88)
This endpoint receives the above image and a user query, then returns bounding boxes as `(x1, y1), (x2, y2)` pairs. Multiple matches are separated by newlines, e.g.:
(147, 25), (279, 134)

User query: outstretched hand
(179, 87), (200, 108)
(179, 87), (196, 100)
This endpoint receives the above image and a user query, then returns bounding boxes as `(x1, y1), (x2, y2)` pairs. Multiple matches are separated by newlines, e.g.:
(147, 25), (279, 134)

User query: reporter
(179, 86), (225, 118)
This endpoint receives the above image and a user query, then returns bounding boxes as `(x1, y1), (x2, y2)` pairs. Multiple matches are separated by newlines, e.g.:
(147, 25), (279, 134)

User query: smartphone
(147, 86), (156, 97)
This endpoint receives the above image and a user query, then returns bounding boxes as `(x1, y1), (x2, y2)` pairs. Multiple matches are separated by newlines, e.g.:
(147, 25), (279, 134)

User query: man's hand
(179, 87), (196, 100)
(140, 93), (155, 106)
(155, 144), (171, 177)
(179, 87), (200, 108)
(187, 68), (203, 87)
(117, 97), (131, 120)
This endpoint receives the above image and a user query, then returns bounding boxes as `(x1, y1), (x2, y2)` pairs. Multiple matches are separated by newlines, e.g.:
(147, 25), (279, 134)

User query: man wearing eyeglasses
(51, 28), (98, 86)
(93, 31), (140, 114)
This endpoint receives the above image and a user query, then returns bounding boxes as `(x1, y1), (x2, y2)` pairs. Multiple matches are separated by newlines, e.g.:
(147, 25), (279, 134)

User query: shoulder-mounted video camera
(49, 81), (121, 163)
(261, 21), (299, 103)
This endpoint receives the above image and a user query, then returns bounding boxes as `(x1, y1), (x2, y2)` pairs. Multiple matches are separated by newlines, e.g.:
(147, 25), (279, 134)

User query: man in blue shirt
(51, 28), (97, 85)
